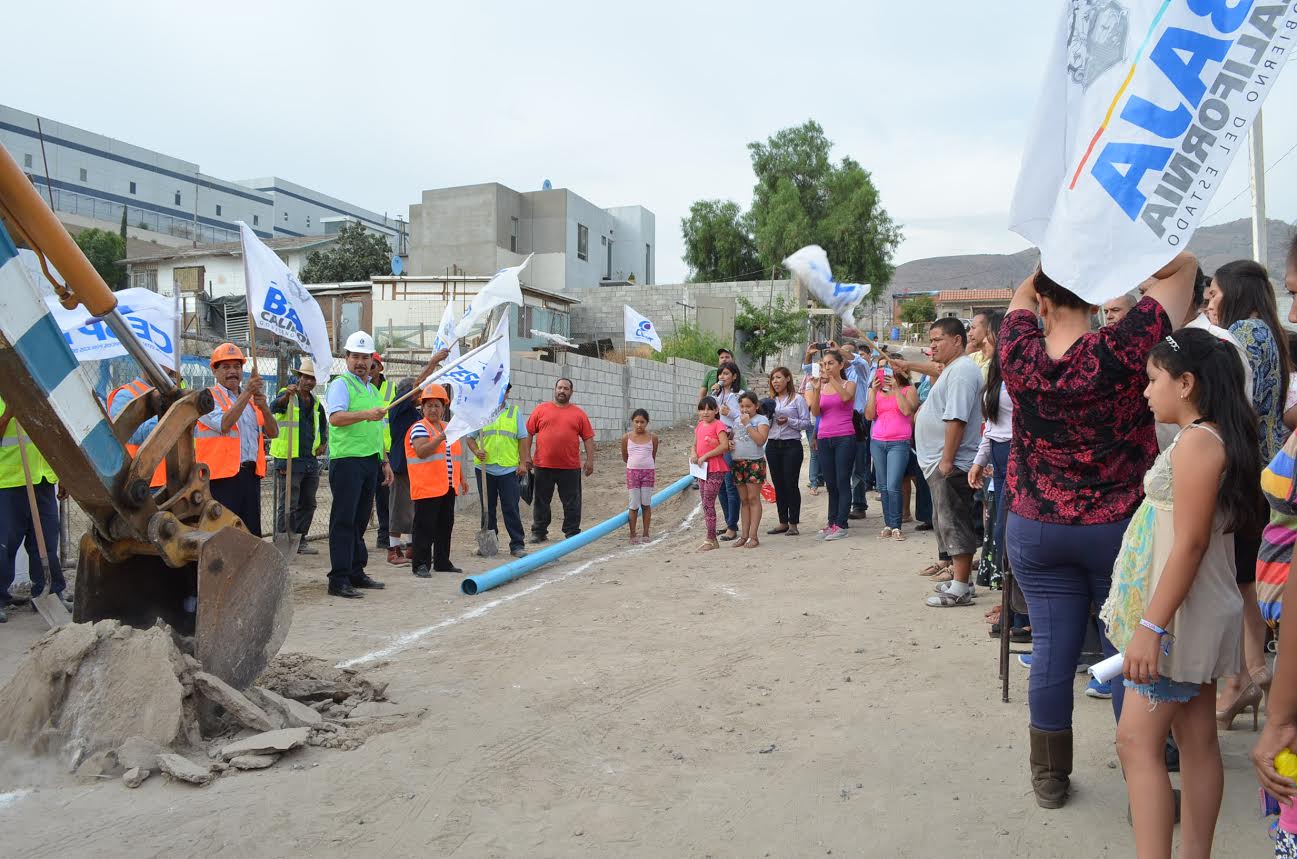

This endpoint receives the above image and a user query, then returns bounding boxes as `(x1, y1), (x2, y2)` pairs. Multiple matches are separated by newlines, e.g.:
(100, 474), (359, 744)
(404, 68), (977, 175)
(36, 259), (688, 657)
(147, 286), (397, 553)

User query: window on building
(253, 214), (260, 226)
(132, 267), (159, 292)
(510, 217), (519, 252)
(174, 191), (182, 206)
(577, 224), (588, 261)
(283, 211), (289, 222)
(23, 154), (32, 168)
(129, 181), (137, 195)
(306, 215), (311, 228)
(79, 168), (87, 182)
(645, 243), (651, 283)
(215, 204), (222, 217)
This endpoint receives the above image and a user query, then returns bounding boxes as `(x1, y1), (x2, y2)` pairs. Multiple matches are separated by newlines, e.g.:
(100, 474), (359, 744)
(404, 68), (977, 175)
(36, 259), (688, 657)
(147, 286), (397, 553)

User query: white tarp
(1010, 0), (1297, 303)
(783, 245), (870, 325)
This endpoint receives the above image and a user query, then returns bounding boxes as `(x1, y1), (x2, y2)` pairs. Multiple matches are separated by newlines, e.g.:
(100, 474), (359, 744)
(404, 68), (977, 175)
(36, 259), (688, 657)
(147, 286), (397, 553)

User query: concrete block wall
(567, 280), (801, 346)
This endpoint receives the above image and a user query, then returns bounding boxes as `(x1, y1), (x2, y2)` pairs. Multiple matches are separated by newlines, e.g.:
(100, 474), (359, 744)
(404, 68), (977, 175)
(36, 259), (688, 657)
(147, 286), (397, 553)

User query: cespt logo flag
(1010, 0), (1297, 304)
(454, 254), (531, 338)
(783, 245), (870, 325)
(43, 285), (177, 370)
(239, 222), (333, 376)
(444, 314), (512, 445)
(623, 304), (663, 352)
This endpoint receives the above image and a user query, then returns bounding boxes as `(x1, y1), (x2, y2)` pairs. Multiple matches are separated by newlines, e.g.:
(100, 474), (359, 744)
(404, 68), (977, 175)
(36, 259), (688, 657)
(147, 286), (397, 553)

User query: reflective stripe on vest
(379, 378), (397, 453)
(196, 385), (266, 480)
(330, 374), (383, 460)
(269, 389), (320, 460)
(405, 419), (461, 499)
(472, 405), (520, 468)
(0, 395), (57, 489)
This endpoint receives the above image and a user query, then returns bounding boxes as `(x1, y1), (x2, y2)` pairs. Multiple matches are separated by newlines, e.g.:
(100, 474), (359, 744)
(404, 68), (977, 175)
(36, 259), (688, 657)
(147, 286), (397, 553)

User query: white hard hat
(344, 331), (375, 354)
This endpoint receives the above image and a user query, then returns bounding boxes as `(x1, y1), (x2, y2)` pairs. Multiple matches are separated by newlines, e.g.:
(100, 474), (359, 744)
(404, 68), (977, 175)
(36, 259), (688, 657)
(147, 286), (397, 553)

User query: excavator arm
(0, 145), (290, 688)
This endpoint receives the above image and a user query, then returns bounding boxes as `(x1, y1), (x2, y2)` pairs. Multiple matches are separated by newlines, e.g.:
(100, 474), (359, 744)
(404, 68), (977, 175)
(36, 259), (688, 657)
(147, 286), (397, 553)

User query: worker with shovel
(270, 358), (328, 556)
(464, 383), (530, 559)
(0, 396), (68, 622)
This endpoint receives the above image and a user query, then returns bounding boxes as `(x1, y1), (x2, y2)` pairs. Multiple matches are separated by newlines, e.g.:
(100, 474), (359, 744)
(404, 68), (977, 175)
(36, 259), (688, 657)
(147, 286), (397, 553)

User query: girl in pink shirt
(691, 397), (730, 550)
(865, 362), (919, 539)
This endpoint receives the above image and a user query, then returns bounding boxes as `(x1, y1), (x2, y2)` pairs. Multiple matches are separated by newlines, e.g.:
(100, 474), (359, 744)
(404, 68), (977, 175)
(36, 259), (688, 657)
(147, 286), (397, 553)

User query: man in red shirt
(526, 378), (595, 542)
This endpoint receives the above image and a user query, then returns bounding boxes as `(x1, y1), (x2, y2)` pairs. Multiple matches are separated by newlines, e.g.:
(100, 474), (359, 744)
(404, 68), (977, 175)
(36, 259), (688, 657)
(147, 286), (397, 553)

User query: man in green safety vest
(464, 384), (531, 559)
(270, 358), (328, 555)
(0, 395), (65, 622)
(324, 332), (391, 599)
(371, 353), (398, 552)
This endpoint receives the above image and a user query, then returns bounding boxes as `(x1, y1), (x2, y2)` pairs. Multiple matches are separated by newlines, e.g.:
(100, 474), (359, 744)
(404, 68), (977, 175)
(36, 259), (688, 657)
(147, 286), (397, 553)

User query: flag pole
(382, 335), (503, 413)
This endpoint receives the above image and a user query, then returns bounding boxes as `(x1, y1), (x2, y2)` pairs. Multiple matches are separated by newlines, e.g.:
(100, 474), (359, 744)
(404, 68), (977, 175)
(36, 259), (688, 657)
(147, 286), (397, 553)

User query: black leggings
(765, 439), (804, 525)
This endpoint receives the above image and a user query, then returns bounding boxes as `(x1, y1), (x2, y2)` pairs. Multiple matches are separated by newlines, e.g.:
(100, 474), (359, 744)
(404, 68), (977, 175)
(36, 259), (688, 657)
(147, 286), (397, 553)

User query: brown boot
(1028, 727), (1072, 809)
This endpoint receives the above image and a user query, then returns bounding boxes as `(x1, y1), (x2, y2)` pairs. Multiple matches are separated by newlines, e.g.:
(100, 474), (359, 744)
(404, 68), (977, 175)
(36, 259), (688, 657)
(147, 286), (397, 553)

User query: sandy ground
(0, 427), (1276, 857)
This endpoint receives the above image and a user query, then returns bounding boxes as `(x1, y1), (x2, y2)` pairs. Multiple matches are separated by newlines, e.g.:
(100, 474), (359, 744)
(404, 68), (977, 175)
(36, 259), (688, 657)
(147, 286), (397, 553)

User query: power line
(1205, 138), (1297, 221)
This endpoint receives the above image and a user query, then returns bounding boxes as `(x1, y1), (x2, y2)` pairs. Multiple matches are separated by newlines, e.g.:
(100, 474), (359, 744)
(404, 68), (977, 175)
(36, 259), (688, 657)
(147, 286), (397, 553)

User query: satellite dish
(390, 255), (404, 276)
(542, 179), (553, 191)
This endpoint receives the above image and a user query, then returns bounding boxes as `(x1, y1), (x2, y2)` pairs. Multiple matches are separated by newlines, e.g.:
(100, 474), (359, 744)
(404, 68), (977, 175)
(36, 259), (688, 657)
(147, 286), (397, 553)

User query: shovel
(16, 433), (71, 628)
(475, 471), (498, 558)
(273, 407), (302, 559)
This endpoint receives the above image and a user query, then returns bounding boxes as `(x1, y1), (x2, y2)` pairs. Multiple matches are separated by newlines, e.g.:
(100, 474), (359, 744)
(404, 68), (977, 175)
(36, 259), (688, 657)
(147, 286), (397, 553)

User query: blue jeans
(1006, 512), (1127, 731)
(818, 435), (857, 529)
(0, 480), (64, 598)
(719, 452), (740, 531)
(806, 428), (822, 488)
(870, 439), (909, 529)
(850, 418), (872, 510)
(476, 468), (526, 552)
(906, 447), (932, 525)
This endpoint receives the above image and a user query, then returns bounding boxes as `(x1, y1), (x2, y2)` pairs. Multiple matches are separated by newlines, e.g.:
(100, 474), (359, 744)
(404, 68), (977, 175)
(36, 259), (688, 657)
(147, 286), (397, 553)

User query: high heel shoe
(1216, 682), (1262, 731)
(1254, 666), (1274, 710)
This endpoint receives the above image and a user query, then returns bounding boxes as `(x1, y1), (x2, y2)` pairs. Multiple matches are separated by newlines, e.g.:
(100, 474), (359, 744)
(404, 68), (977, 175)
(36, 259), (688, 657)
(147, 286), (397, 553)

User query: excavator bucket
(75, 528), (292, 690)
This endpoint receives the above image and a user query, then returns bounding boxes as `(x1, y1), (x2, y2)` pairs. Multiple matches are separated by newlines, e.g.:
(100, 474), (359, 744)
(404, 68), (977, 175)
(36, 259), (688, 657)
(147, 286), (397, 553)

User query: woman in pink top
(691, 396), (730, 551)
(807, 350), (858, 540)
(865, 362), (919, 539)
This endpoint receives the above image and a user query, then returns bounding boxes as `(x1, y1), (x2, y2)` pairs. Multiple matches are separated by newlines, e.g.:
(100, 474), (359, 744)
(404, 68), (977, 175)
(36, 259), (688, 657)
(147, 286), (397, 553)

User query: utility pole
(1249, 109), (1268, 268)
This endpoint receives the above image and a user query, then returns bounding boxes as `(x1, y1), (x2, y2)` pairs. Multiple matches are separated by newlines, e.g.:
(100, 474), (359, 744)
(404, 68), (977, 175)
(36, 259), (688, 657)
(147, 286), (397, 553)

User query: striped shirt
(410, 421), (456, 489)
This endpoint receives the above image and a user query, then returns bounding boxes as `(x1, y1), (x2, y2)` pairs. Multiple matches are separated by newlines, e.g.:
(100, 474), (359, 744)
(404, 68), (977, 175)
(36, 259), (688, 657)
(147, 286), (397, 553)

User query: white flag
(1010, 2), (1297, 304)
(432, 301), (458, 352)
(454, 254), (530, 338)
(44, 286), (177, 370)
(238, 222), (333, 376)
(623, 305), (663, 352)
(443, 314), (512, 445)
(783, 245), (869, 325)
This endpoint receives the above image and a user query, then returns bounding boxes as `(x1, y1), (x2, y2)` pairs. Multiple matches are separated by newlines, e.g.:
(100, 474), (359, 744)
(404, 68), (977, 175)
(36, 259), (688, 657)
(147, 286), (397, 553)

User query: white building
(121, 234), (339, 299)
(407, 182), (654, 292)
(0, 103), (406, 250)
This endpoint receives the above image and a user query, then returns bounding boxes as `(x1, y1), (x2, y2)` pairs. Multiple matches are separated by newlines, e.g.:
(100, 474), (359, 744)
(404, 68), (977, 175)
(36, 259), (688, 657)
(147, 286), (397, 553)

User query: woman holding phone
(865, 359), (918, 539)
(807, 350), (858, 541)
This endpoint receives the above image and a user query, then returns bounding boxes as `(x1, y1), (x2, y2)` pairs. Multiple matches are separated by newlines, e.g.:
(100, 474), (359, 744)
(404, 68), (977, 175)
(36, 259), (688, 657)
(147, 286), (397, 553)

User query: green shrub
(656, 322), (731, 366)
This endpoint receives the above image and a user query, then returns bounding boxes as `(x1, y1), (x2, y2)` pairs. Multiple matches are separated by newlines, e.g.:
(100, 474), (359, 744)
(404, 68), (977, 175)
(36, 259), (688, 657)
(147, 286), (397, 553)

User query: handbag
(519, 469), (534, 505)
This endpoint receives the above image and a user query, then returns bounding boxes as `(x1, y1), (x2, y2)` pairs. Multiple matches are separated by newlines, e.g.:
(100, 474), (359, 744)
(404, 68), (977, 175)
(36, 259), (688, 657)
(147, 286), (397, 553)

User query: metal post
(1249, 110), (1268, 267)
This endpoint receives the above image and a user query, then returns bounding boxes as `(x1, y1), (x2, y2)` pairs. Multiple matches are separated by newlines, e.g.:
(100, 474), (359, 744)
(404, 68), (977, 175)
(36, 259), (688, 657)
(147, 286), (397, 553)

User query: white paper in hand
(689, 461), (708, 480)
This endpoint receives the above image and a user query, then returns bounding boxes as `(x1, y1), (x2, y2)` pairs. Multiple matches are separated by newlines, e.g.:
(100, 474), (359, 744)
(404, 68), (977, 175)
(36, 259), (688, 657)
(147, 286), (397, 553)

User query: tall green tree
(679, 199), (760, 282)
(899, 296), (936, 324)
(74, 228), (126, 290)
(681, 120), (902, 304)
(118, 207), (130, 288)
(735, 295), (806, 371)
(299, 222), (392, 284)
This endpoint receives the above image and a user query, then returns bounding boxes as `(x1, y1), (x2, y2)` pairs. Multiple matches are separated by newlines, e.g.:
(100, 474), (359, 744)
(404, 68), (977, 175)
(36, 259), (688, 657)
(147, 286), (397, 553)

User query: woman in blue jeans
(709, 362), (743, 540)
(1000, 255), (1195, 809)
(865, 363), (917, 538)
(807, 350), (857, 540)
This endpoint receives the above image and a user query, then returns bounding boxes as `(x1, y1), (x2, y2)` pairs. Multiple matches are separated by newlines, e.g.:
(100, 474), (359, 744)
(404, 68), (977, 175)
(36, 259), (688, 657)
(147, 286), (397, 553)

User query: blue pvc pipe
(461, 473), (695, 595)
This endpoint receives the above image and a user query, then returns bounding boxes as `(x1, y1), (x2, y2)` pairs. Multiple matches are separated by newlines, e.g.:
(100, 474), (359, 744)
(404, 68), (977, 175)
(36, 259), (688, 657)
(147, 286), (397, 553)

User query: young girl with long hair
(1101, 328), (1265, 857)
(621, 408), (658, 544)
(709, 362), (743, 541)
(730, 391), (771, 548)
(691, 397), (730, 552)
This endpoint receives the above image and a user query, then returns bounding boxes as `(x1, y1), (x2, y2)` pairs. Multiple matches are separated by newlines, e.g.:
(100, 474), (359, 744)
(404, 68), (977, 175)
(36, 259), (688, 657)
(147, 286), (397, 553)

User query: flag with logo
(783, 245), (870, 325)
(443, 314), (512, 445)
(454, 254), (531, 338)
(238, 222), (333, 375)
(1010, 1), (1297, 304)
(431, 301), (462, 364)
(43, 285), (177, 370)
(623, 304), (663, 352)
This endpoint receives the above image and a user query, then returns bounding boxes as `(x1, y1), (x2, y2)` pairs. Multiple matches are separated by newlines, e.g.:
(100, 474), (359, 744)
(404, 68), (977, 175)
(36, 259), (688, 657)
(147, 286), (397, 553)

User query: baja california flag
(444, 314), (512, 445)
(623, 305), (663, 352)
(238, 222), (333, 376)
(454, 254), (531, 338)
(1010, 1), (1297, 304)
(783, 245), (870, 325)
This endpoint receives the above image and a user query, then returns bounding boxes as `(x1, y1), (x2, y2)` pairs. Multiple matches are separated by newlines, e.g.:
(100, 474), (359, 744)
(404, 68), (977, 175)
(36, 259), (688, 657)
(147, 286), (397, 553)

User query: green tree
(655, 322), (731, 367)
(74, 228), (126, 290)
(735, 295), (806, 371)
(899, 296), (936, 324)
(118, 207), (129, 288)
(679, 199), (760, 282)
(299, 222), (392, 284)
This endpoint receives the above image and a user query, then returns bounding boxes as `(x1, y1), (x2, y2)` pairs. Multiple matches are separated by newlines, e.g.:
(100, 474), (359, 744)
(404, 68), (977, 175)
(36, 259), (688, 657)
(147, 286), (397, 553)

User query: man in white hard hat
(324, 331), (391, 598)
(270, 359), (328, 554)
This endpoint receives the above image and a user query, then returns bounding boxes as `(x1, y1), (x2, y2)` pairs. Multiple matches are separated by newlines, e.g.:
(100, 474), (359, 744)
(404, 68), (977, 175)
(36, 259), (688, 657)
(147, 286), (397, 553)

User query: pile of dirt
(0, 622), (423, 789)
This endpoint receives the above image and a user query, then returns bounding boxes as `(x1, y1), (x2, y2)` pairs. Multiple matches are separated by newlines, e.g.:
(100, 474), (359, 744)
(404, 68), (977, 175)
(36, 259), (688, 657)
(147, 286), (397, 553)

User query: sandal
(891, 529), (906, 542)
(879, 527), (893, 539)
(929, 569), (954, 583)
(918, 561), (950, 577)
(742, 540), (760, 549)
(767, 525), (789, 535)
(786, 526), (799, 536)
(697, 541), (719, 552)
(731, 537), (748, 548)
(926, 590), (974, 607)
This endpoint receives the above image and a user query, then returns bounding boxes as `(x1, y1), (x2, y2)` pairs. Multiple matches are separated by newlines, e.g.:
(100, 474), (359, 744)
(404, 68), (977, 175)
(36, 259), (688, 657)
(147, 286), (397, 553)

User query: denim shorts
(1123, 677), (1202, 704)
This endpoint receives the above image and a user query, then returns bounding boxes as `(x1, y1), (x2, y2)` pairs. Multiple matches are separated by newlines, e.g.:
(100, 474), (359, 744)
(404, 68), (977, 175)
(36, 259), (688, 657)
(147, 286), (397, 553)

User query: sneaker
(297, 542), (319, 555)
(1085, 678), (1113, 699)
(815, 526), (832, 541)
(412, 565), (432, 579)
(510, 547), (528, 558)
(824, 526), (848, 541)
(1018, 654), (1033, 669)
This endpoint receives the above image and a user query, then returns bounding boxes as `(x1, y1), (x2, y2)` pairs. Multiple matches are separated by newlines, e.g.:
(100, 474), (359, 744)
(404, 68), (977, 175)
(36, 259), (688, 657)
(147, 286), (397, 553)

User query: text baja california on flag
(1010, 0), (1297, 305)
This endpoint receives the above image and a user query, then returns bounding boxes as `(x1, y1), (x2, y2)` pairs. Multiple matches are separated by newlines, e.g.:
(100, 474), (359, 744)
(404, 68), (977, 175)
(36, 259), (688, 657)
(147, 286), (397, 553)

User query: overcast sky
(5, 0), (1295, 283)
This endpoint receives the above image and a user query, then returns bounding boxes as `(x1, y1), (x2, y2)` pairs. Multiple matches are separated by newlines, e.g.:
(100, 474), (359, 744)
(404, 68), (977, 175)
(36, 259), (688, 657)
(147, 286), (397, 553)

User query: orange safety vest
(195, 385), (266, 480)
(405, 419), (462, 500)
(106, 379), (167, 488)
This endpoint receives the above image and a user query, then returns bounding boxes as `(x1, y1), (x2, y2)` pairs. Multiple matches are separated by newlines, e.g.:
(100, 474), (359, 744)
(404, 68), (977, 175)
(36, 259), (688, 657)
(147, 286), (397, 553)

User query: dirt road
(0, 428), (1273, 857)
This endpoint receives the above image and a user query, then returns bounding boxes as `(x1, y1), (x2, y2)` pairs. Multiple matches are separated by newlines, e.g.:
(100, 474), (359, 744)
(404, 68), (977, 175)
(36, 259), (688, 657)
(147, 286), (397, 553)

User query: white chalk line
(0, 789), (32, 812)
(338, 503), (701, 668)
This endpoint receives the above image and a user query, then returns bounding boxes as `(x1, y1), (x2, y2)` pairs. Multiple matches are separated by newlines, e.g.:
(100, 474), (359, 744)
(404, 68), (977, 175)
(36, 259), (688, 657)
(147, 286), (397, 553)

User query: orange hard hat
(420, 384), (449, 403)
(210, 342), (246, 369)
